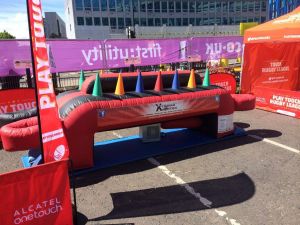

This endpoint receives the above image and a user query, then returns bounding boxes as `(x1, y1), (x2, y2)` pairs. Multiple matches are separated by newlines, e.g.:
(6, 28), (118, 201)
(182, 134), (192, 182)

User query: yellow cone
(115, 73), (125, 95)
(187, 69), (196, 89)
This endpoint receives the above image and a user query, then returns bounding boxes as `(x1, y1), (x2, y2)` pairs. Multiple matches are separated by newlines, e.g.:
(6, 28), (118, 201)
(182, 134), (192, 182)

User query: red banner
(0, 89), (35, 114)
(27, 0), (69, 162)
(253, 86), (300, 118)
(0, 160), (73, 225)
(210, 73), (237, 94)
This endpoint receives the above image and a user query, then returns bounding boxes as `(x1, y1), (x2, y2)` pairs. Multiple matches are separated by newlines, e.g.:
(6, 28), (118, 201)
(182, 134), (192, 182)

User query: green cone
(92, 73), (103, 97)
(78, 70), (85, 90)
(203, 68), (210, 87)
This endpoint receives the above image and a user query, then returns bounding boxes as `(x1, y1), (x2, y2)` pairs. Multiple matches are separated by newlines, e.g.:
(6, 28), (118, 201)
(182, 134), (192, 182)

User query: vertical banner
(27, 0), (69, 162)
(0, 160), (73, 225)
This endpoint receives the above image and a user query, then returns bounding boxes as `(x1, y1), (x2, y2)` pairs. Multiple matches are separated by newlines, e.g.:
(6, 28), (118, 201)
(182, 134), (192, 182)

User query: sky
(0, 0), (65, 39)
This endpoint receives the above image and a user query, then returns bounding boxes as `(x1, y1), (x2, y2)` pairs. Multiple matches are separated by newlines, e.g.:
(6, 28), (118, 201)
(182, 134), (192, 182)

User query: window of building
(176, 18), (181, 26)
(189, 18), (195, 25)
(109, 0), (116, 11)
(208, 18), (214, 25)
(196, 1), (202, 12)
(155, 18), (161, 26)
(101, 0), (107, 11)
(203, 2), (208, 12)
(86, 17), (93, 25)
(110, 17), (117, 28)
(196, 18), (202, 25)
(133, 0), (138, 11)
(134, 18), (139, 25)
(162, 2), (167, 12)
(125, 18), (132, 26)
(162, 18), (168, 25)
(216, 2), (221, 12)
(92, 0), (99, 11)
(169, 1), (175, 12)
(169, 18), (175, 26)
(235, 1), (241, 12)
(189, 1), (195, 12)
(176, 1), (181, 13)
(235, 17), (241, 24)
(116, 0), (123, 12)
(148, 18), (154, 26)
(203, 18), (208, 25)
(124, 0), (131, 11)
(248, 2), (254, 12)
(229, 17), (234, 25)
(248, 18), (254, 22)
(255, 1), (260, 11)
(76, 0), (83, 11)
(182, 18), (188, 26)
(222, 17), (228, 25)
(216, 17), (221, 25)
(102, 17), (109, 25)
(148, 1), (153, 12)
(140, 2), (146, 12)
(182, 1), (188, 12)
(209, 2), (215, 12)
(242, 1), (247, 12)
(242, 17), (247, 22)
(154, 1), (160, 12)
(77, 17), (84, 25)
(94, 17), (101, 25)
(222, 2), (228, 11)
(261, 16), (266, 22)
(261, 1), (266, 12)
(84, 0), (92, 10)
(254, 17), (259, 22)
(141, 18), (147, 26)
(118, 18), (124, 29)
(229, 1), (234, 12)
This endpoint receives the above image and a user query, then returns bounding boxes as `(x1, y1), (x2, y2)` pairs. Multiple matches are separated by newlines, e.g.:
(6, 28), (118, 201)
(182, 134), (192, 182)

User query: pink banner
(0, 36), (243, 76)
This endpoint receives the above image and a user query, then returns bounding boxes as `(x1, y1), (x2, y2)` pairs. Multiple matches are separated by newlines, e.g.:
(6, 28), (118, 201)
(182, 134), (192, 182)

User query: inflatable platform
(1, 70), (255, 169)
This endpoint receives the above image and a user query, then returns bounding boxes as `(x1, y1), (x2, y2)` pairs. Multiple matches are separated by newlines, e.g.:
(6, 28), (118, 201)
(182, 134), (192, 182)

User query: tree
(0, 30), (15, 39)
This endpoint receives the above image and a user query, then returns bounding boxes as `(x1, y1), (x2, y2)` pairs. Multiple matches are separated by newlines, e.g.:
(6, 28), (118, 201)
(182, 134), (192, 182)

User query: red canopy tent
(241, 6), (300, 118)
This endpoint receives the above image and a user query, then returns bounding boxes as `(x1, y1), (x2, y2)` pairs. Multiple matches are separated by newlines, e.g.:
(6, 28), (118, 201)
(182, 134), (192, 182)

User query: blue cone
(171, 70), (180, 90)
(135, 71), (144, 93)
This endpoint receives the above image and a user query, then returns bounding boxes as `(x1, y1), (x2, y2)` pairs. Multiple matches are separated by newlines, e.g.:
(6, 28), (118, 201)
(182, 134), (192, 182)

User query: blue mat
(22, 128), (245, 174)
(75, 128), (245, 175)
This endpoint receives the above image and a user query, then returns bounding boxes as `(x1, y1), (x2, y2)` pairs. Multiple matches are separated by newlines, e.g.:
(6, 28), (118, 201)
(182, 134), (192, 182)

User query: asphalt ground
(0, 109), (299, 225)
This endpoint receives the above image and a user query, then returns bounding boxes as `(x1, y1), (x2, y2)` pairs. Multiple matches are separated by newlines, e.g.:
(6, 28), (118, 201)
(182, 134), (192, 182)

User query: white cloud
(0, 13), (29, 39)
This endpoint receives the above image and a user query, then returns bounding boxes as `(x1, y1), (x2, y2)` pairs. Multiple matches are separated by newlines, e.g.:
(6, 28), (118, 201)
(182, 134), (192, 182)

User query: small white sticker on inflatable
(218, 114), (234, 133)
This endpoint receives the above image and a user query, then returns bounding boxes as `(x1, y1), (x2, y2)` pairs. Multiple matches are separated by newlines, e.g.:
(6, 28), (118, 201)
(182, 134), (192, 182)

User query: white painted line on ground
(248, 134), (300, 154)
(112, 131), (241, 225)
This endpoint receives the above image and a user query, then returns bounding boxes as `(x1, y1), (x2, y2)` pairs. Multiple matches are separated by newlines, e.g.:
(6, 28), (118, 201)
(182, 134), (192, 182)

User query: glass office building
(68, 0), (268, 30)
(268, 0), (300, 19)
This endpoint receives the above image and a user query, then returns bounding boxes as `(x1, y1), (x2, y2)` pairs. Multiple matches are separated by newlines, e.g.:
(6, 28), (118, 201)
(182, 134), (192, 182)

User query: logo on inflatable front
(54, 145), (66, 161)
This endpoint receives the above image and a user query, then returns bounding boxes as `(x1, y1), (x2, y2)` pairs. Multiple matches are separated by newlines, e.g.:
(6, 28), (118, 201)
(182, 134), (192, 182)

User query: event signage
(253, 86), (300, 118)
(210, 73), (237, 94)
(0, 89), (35, 114)
(27, 0), (69, 162)
(0, 36), (243, 76)
(0, 160), (73, 225)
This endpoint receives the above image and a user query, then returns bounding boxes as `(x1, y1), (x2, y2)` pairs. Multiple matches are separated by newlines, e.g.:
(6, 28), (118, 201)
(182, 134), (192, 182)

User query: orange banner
(0, 160), (73, 225)
(27, 0), (69, 162)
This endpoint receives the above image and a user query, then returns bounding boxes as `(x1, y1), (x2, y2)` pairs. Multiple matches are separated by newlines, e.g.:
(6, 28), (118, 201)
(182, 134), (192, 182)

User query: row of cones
(78, 69), (211, 97)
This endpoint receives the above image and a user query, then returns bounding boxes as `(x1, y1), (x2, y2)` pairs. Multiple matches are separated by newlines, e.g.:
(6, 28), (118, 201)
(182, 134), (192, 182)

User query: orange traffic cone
(154, 71), (163, 92)
(187, 69), (196, 89)
(115, 73), (125, 95)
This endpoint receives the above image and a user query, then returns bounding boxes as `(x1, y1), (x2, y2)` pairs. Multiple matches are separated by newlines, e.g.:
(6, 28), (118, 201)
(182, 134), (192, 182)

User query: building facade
(65, 0), (268, 39)
(44, 12), (67, 38)
(268, 0), (300, 19)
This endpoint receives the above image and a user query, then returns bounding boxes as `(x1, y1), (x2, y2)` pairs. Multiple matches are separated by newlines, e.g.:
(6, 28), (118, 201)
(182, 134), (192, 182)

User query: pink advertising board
(0, 36), (242, 76)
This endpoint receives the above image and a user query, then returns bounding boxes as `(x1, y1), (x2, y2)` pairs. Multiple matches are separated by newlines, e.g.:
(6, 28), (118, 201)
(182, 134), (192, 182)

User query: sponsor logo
(0, 101), (36, 114)
(284, 34), (300, 39)
(98, 110), (106, 118)
(155, 103), (178, 112)
(256, 96), (266, 103)
(205, 41), (242, 55)
(54, 145), (66, 161)
(82, 43), (162, 66)
(13, 198), (62, 224)
(247, 36), (271, 42)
